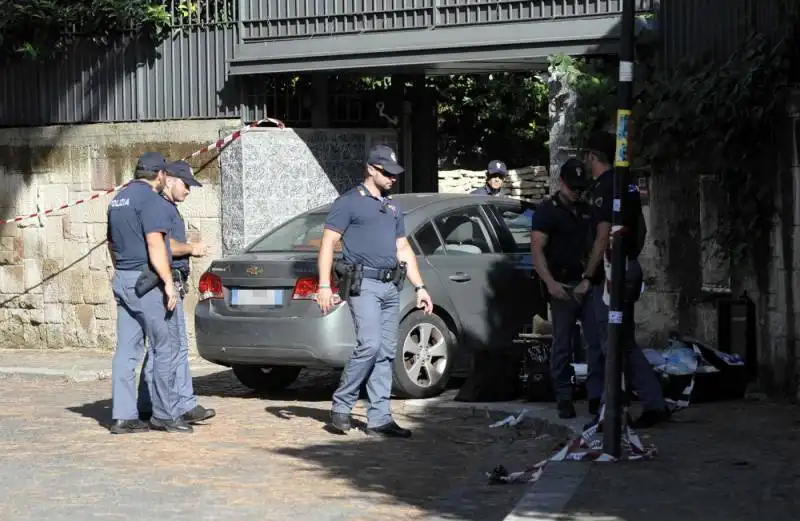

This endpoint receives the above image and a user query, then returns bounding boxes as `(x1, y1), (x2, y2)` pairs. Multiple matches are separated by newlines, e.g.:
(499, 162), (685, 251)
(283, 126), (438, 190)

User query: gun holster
(393, 261), (408, 291)
(134, 265), (161, 298)
(333, 261), (364, 298)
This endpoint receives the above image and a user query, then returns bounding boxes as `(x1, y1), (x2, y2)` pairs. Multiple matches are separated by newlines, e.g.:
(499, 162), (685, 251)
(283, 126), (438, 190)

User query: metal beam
(229, 15), (622, 75)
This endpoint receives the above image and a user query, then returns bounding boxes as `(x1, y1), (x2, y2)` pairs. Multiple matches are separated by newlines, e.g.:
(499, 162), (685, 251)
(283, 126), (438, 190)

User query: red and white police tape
(0, 117), (285, 226)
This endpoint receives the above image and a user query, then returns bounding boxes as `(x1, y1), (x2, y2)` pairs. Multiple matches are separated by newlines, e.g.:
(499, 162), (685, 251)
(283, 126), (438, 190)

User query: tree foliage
(0, 0), (189, 62)
(431, 73), (549, 169)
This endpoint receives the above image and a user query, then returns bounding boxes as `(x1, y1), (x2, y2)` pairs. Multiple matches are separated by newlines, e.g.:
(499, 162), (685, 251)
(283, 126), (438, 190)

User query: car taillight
(292, 276), (338, 300)
(198, 272), (224, 301)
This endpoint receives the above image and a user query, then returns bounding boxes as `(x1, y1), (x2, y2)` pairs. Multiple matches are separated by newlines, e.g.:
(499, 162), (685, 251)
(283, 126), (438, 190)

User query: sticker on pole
(614, 110), (631, 168)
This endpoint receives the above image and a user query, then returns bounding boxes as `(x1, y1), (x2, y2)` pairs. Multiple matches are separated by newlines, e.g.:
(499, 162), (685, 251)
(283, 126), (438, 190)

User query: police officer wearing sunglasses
(316, 145), (433, 438)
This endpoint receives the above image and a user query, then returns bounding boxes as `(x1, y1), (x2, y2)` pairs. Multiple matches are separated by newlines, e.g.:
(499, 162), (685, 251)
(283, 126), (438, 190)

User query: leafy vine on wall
(635, 33), (796, 267)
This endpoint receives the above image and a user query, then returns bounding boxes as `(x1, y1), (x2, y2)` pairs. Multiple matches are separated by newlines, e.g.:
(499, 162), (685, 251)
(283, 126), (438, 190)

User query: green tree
(0, 0), (180, 62)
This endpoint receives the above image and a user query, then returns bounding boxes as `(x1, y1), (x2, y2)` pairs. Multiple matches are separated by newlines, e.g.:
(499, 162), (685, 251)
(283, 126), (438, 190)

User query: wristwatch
(414, 284), (426, 292)
(580, 273), (592, 283)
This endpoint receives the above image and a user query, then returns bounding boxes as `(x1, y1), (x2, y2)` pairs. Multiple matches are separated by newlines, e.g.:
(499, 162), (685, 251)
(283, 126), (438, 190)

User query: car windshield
(246, 212), (342, 252)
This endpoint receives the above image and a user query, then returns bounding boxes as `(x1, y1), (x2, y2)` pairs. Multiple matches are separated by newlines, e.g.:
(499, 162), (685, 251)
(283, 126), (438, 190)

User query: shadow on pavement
(264, 407), (556, 521)
(66, 399), (113, 428)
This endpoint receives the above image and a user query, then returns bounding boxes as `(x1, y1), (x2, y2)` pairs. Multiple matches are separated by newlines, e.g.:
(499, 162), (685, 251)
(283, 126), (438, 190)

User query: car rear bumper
(194, 301), (357, 369)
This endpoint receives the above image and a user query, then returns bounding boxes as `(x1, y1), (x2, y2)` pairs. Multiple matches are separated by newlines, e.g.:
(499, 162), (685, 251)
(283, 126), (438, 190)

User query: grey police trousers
(110, 270), (180, 421)
(331, 278), (400, 428)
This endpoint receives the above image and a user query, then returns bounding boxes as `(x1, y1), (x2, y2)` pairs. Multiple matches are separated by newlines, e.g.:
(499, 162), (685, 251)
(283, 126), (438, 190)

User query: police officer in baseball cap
(471, 159), (508, 196)
(530, 157), (600, 419)
(107, 152), (190, 434)
(136, 160), (216, 427)
(316, 144), (434, 439)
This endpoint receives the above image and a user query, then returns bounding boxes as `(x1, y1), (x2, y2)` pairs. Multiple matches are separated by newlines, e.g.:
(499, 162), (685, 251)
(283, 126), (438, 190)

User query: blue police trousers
(111, 270), (180, 421)
(549, 284), (605, 402)
(592, 259), (666, 411)
(137, 295), (197, 417)
(332, 278), (400, 428)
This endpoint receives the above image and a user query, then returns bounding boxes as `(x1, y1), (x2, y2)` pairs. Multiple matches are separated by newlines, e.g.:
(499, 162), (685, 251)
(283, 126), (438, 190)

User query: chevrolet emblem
(246, 266), (263, 276)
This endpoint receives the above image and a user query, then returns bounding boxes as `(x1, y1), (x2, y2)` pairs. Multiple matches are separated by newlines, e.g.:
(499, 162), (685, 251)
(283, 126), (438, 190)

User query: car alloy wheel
(402, 322), (449, 388)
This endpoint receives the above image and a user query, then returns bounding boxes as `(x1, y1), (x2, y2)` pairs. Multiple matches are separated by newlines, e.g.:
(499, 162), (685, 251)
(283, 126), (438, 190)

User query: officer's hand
(416, 288), (433, 315)
(190, 242), (209, 257)
(315, 287), (336, 315)
(164, 283), (179, 311)
(546, 281), (570, 300)
(573, 279), (590, 302)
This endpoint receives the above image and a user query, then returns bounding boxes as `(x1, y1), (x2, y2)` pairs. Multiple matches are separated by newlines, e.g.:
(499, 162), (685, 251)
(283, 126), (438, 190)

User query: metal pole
(602, 0), (636, 459)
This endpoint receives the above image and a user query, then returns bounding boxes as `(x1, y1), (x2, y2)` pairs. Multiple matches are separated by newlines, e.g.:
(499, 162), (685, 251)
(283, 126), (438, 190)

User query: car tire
(231, 365), (303, 392)
(392, 311), (455, 399)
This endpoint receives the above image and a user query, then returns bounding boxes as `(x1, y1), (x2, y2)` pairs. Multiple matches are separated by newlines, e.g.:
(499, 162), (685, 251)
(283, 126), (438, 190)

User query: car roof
(309, 192), (536, 215)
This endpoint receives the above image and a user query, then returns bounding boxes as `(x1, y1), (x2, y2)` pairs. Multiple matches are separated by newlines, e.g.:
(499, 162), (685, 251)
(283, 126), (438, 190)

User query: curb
(403, 397), (590, 521)
(0, 362), (223, 383)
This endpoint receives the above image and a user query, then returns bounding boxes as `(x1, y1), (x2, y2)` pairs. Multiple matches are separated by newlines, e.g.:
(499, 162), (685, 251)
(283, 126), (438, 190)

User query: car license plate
(231, 288), (284, 307)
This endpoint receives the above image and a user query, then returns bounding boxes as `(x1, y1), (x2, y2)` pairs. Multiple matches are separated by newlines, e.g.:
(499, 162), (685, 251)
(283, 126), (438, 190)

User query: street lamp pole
(602, 0), (636, 459)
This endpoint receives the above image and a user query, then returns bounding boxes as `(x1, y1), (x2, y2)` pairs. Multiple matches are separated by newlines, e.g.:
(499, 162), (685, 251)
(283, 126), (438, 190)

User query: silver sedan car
(194, 193), (545, 399)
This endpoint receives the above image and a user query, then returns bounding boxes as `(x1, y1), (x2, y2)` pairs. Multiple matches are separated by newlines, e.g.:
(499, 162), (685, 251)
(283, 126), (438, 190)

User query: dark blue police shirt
(530, 193), (594, 283)
(107, 181), (174, 270)
(324, 185), (405, 270)
(590, 169), (644, 259)
(164, 199), (190, 272)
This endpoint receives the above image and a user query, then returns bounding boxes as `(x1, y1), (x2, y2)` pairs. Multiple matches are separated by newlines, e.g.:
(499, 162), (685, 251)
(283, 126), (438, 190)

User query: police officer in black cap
(471, 160), (508, 196)
(107, 152), (188, 434)
(530, 158), (604, 419)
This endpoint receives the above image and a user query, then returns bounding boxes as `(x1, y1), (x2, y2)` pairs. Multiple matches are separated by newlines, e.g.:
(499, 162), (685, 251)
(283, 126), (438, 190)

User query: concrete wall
(0, 120), (240, 351)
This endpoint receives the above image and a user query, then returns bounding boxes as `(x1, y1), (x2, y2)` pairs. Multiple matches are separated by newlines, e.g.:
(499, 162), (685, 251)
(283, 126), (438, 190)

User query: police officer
(583, 131), (670, 428)
(316, 145), (433, 438)
(137, 160), (216, 426)
(107, 152), (188, 434)
(530, 158), (603, 419)
(471, 160), (508, 196)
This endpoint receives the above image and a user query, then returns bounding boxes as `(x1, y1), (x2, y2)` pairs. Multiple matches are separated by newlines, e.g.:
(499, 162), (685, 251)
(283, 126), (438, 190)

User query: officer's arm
(396, 237), (425, 287)
(531, 231), (557, 287)
(146, 232), (174, 286)
(170, 238), (193, 258)
(140, 200), (174, 286)
(585, 222), (610, 278)
(318, 228), (342, 288)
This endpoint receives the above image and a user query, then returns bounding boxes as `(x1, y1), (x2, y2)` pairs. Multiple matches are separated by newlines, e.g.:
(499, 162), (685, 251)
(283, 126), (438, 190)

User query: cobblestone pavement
(561, 399), (800, 521)
(0, 370), (559, 521)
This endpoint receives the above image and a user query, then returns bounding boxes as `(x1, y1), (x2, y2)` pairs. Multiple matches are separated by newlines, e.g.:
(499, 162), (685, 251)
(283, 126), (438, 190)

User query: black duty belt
(362, 266), (397, 283)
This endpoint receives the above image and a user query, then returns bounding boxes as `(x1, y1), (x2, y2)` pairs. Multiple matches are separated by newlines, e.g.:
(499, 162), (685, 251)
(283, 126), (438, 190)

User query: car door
(483, 199), (549, 337)
(412, 204), (504, 351)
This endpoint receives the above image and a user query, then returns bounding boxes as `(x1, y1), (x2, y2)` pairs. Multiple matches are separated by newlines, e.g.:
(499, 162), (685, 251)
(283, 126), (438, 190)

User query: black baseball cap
(560, 158), (589, 190)
(135, 152), (171, 173)
(487, 160), (507, 177)
(367, 145), (405, 175)
(165, 160), (203, 187)
(585, 132), (617, 162)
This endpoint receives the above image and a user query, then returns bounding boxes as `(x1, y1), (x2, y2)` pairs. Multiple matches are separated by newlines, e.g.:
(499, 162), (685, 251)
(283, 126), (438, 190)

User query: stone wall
(0, 120), (240, 351)
(438, 165), (549, 200)
(221, 128), (397, 254)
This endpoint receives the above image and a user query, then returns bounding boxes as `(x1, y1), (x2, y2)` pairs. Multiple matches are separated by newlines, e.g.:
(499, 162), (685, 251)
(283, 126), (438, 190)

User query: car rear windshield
(246, 213), (342, 252)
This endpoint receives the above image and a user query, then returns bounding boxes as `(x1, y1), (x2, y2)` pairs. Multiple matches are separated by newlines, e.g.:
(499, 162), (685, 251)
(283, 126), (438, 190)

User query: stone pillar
(545, 61), (579, 195)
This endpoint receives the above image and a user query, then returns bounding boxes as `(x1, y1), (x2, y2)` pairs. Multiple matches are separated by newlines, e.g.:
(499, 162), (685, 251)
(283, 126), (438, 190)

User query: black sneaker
(588, 398), (601, 416)
(365, 421), (412, 439)
(181, 405), (216, 424)
(149, 417), (193, 433)
(557, 400), (576, 419)
(630, 407), (671, 429)
(330, 412), (352, 434)
(109, 419), (150, 435)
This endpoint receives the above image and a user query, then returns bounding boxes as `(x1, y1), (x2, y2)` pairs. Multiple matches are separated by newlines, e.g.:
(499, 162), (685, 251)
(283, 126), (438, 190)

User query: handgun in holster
(392, 261), (408, 291)
(171, 268), (187, 299)
(333, 260), (354, 299)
